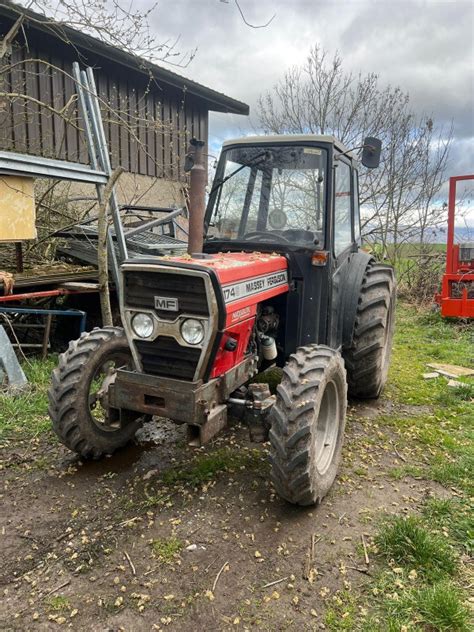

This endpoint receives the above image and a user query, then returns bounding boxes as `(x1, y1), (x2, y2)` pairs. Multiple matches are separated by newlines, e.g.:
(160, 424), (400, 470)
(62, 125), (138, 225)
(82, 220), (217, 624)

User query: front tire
(48, 327), (146, 458)
(269, 345), (347, 506)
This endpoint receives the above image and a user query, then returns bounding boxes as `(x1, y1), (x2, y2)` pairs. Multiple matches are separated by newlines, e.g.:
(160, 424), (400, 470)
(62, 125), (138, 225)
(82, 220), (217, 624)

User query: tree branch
(97, 166), (124, 327)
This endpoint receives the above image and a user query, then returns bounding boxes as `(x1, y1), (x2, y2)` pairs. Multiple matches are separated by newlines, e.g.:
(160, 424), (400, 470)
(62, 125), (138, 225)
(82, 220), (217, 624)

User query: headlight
(181, 318), (205, 345)
(131, 312), (154, 338)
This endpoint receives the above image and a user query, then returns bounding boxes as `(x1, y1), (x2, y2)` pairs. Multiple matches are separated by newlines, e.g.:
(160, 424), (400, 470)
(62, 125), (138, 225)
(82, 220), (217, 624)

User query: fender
(340, 251), (374, 349)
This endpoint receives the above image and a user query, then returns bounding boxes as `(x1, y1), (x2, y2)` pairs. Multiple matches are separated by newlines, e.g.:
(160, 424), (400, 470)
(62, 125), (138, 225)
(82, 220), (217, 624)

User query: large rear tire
(344, 262), (395, 399)
(48, 327), (146, 458)
(269, 345), (347, 506)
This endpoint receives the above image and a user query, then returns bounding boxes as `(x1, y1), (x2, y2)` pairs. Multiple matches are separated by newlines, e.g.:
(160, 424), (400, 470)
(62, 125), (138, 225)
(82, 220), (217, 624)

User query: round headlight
(181, 318), (205, 345)
(131, 312), (154, 338)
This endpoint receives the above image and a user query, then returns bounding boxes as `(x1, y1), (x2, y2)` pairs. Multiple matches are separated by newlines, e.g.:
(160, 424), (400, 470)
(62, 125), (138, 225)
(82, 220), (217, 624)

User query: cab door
(329, 156), (357, 347)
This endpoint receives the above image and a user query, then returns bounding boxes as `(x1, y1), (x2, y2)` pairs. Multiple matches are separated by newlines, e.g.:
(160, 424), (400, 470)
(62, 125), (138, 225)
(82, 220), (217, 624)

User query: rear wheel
(48, 327), (147, 458)
(344, 262), (396, 398)
(269, 345), (347, 506)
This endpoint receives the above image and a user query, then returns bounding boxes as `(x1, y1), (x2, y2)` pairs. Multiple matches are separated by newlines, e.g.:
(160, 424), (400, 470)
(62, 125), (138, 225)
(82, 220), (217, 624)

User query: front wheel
(269, 345), (347, 506)
(48, 327), (147, 458)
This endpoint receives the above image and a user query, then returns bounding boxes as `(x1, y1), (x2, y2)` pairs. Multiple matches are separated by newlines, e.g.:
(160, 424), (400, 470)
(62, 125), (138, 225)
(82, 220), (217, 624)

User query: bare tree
(258, 46), (453, 283)
(16, 0), (196, 68)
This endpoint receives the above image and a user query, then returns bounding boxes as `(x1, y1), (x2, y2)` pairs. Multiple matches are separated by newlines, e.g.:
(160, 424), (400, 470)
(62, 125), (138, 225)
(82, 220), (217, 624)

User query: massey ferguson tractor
(49, 134), (395, 506)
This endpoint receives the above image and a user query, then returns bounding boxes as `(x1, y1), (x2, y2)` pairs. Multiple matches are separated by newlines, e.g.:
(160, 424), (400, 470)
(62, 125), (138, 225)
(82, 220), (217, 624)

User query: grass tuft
(46, 595), (70, 612)
(150, 536), (182, 562)
(323, 590), (358, 630)
(422, 497), (474, 555)
(436, 382), (474, 406)
(429, 451), (474, 495)
(386, 582), (471, 632)
(375, 516), (457, 580)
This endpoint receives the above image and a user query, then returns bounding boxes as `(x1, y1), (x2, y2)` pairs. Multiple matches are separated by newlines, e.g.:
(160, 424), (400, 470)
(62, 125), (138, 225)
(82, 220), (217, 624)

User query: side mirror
(361, 137), (382, 169)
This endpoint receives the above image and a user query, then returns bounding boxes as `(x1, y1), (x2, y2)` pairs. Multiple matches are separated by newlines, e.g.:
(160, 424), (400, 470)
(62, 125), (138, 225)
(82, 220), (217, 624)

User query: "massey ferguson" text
(223, 271), (288, 303)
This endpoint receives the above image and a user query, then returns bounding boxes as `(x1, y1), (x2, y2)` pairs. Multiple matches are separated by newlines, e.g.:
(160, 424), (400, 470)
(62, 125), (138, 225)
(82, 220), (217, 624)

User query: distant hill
(363, 224), (474, 243)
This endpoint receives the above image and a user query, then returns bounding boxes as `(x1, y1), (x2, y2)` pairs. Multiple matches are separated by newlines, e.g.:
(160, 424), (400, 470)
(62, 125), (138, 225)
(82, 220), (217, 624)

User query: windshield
(206, 144), (327, 248)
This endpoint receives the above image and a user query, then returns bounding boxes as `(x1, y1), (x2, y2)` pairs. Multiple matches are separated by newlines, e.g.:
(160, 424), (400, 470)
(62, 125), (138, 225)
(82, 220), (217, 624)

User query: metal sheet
(0, 150), (108, 184)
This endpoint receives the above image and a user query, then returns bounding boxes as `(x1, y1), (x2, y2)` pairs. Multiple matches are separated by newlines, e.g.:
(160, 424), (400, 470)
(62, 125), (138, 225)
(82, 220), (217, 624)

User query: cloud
(142, 0), (473, 180)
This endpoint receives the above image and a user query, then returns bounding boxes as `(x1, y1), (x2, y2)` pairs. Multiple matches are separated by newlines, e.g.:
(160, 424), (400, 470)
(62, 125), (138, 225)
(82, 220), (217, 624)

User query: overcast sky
(140, 0), (473, 200)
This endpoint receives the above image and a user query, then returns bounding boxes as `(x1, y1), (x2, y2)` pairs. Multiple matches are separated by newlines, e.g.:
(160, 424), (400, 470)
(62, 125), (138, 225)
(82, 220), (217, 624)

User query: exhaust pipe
(185, 138), (206, 256)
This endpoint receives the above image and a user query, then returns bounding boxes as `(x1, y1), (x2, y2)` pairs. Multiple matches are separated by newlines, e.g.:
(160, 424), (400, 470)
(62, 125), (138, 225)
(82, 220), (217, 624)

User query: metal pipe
(187, 138), (206, 255)
(446, 177), (455, 275)
(0, 289), (90, 303)
(72, 63), (100, 172)
(0, 307), (87, 333)
(73, 64), (123, 290)
(124, 207), (185, 237)
(85, 68), (128, 265)
(15, 243), (23, 273)
(228, 397), (248, 406)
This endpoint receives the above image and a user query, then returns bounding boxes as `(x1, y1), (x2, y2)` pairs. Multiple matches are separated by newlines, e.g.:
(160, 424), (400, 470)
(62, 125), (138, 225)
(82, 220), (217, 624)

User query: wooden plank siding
(1, 38), (209, 181)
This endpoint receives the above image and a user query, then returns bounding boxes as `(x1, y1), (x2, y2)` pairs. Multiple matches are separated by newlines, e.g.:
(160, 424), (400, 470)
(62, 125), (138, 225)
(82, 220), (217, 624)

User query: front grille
(123, 267), (211, 381)
(124, 271), (209, 319)
(135, 337), (201, 380)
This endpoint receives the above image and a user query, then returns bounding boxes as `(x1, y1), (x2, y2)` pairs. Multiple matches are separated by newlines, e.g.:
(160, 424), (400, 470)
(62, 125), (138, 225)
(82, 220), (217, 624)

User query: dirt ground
(0, 401), (450, 632)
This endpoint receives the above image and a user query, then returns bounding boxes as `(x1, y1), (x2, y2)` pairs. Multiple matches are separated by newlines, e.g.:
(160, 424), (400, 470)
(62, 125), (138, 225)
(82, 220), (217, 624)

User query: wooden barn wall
(0, 27), (209, 180)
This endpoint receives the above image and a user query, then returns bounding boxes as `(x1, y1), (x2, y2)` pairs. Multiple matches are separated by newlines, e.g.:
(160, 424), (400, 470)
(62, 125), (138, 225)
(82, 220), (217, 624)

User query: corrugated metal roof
(0, 0), (249, 116)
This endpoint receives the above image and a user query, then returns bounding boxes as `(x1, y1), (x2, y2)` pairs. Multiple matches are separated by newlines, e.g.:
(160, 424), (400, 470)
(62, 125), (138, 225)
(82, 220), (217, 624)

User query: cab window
(353, 170), (361, 243)
(207, 145), (327, 248)
(334, 161), (352, 256)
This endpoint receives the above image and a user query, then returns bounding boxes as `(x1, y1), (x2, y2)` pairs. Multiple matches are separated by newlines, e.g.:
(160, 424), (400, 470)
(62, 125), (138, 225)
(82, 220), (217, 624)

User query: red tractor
(436, 174), (474, 319)
(49, 135), (395, 506)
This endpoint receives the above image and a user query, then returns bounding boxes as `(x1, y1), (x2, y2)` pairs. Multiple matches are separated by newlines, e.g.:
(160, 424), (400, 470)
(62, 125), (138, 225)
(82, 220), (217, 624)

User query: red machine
(437, 175), (474, 319)
(49, 134), (395, 507)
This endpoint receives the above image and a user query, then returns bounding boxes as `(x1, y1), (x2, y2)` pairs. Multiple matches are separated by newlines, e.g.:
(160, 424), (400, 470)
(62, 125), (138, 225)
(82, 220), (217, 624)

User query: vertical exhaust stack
(186, 138), (206, 256)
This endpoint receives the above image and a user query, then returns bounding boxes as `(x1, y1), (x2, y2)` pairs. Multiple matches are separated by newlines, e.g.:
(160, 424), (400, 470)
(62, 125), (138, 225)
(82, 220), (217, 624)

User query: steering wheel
(242, 230), (291, 243)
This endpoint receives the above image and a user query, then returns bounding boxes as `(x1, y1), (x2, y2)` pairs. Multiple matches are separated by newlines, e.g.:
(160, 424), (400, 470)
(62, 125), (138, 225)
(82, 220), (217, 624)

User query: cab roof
(222, 134), (356, 161)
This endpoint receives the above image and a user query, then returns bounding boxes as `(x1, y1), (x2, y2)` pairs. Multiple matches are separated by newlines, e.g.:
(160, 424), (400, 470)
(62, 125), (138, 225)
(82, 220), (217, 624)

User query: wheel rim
(313, 380), (340, 475)
(88, 352), (132, 431)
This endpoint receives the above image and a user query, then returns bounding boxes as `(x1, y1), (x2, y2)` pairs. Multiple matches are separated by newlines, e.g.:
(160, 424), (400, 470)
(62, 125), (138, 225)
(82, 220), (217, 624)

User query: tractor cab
(204, 135), (377, 259)
(204, 135), (382, 352)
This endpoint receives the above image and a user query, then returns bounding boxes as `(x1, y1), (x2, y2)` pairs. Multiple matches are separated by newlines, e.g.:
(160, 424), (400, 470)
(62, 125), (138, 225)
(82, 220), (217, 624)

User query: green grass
(161, 446), (267, 487)
(387, 304), (473, 407)
(422, 497), (474, 555)
(324, 590), (359, 630)
(381, 303), (473, 499)
(375, 516), (457, 581)
(150, 536), (182, 562)
(46, 595), (70, 612)
(429, 452), (474, 495)
(0, 357), (56, 439)
(384, 582), (471, 631)
(363, 389), (473, 632)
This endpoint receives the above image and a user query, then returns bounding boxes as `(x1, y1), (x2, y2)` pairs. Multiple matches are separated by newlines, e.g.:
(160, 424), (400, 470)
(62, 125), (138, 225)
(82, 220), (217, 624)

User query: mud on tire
(344, 262), (396, 399)
(269, 345), (347, 506)
(48, 327), (145, 458)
